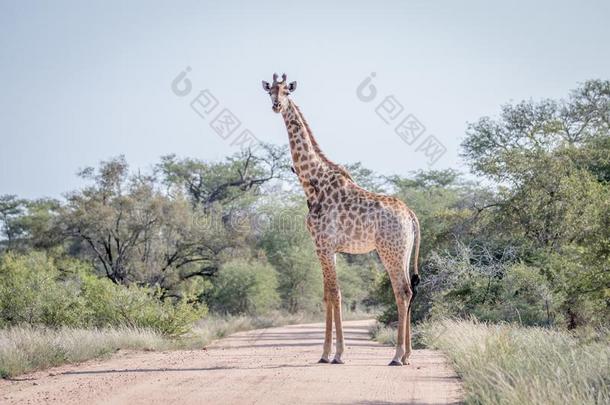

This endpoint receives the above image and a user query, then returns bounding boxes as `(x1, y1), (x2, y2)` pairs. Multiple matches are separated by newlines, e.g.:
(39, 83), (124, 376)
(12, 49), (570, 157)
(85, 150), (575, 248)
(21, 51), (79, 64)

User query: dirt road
(1, 320), (462, 404)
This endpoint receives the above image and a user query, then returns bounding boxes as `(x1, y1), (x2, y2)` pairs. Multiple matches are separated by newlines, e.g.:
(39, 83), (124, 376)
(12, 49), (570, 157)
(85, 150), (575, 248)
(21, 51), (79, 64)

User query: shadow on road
(61, 363), (323, 375)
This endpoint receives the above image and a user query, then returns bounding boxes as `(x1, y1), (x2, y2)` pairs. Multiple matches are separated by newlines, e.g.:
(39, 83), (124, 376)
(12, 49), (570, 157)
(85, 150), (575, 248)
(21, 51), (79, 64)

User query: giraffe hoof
(402, 359), (410, 365)
(318, 358), (330, 364)
(331, 358), (344, 364)
(388, 360), (403, 366)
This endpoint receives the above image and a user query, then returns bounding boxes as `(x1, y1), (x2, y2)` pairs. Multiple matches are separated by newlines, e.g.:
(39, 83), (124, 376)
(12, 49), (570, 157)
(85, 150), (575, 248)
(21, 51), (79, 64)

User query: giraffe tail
(409, 212), (421, 307)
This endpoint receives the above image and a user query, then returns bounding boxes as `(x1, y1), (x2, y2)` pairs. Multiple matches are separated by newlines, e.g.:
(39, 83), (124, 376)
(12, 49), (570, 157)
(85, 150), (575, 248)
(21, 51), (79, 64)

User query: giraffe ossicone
(262, 74), (421, 366)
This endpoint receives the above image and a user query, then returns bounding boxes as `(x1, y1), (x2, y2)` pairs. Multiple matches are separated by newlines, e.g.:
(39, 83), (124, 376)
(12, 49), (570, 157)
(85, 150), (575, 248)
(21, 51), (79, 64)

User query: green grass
(0, 309), (373, 378)
(419, 319), (610, 405)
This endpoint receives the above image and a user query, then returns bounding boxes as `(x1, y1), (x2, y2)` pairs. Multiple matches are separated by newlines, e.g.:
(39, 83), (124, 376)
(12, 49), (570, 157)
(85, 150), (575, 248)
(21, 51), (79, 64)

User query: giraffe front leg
(331, 288), (345, 364)
(316, 249), (344, 364)
(318, 289), (333, 363)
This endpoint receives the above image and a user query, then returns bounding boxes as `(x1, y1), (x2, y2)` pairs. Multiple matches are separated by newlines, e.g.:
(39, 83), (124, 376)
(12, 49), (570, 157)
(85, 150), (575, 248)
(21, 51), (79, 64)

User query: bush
(336, 256), (373, 311)
(0, 252), (205, 336)
(0, 252), (84, 327)
(258, 201), (325, 313)
(79, 273), (206, 336)
(274, 246), (323, 313)
(486, 263), (556, 325)
(207, 258), (280, 316)
(542, 246), (610, 328)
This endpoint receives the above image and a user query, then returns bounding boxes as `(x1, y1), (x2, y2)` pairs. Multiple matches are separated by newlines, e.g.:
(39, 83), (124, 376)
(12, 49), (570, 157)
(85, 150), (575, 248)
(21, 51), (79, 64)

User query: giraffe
(262, 73), (421, 366)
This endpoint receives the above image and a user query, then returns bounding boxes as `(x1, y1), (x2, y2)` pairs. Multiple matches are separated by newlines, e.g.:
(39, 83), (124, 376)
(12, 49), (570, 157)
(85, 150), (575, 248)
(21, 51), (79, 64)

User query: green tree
(60, 156), (243, 291)
(0, 195), (26, 251)
(157, 145), (289, 208)
(461, 80), (610, 327)
(207, 258), (280, 315)
(344, 162), (386, 193)
(0, 251), (204, 335)
(258, 197), (324, 313)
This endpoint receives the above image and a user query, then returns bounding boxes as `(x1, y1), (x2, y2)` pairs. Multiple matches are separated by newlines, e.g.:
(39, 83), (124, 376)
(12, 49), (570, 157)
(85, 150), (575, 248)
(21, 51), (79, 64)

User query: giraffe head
(262, 73), (297, 113)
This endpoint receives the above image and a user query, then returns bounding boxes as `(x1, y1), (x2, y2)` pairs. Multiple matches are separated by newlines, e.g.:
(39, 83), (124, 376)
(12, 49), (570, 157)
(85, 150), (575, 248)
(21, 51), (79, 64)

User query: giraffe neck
(291, 102), (354, 182)
(281, 100), (328, 199)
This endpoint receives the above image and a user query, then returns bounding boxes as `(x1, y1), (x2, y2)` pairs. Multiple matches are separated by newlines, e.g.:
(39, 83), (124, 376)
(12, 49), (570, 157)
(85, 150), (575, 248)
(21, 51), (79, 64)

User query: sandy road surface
(1, 320), (462, 404)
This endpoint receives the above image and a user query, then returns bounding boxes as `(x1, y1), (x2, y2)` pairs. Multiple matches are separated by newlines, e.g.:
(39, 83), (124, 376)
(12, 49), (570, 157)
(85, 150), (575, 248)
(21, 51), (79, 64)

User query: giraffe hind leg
(377, 247), (412, 366)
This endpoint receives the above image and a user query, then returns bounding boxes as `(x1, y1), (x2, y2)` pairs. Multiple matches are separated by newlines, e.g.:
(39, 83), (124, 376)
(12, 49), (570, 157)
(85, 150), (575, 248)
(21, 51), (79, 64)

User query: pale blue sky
(1, 0), (609, 198)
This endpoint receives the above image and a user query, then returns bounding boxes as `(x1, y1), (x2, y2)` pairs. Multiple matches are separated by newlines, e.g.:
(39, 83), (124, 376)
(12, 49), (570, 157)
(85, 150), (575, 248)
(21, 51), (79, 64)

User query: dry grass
(420, 319), (610, 405)
(370, 319), (609, 404)
(368, 322), (397, 346)
(187, 311), (322, 346)
(0, 326), (170, 378)
(368, 321), (425, 348)
(0, 309), (373, 378)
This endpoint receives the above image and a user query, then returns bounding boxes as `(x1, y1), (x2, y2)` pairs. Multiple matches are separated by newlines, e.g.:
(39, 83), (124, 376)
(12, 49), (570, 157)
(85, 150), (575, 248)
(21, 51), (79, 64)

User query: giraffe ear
(262, 81), (271, 91)
(288, 81), (297, 92)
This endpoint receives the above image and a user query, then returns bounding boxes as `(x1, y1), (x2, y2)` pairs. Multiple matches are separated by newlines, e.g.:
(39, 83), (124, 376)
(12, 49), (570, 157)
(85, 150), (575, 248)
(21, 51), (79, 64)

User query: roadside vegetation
(1, 79), (609, 402)
(424, 320), (609, 405)
(0, 312), (327, 378)
(368, 80), (610, 404)
(371, 320), (609, 404)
